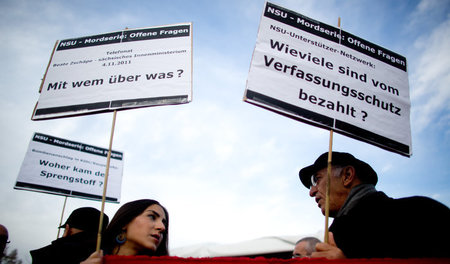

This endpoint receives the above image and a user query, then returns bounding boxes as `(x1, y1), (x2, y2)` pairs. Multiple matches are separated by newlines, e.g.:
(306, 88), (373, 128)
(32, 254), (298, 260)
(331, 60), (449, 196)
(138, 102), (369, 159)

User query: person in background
(298, 151), (450, 259)
(0, 224), (9, 259)
(82, 199), (169, 264)
(30, 207), (109, 264)
(292, 236), (321, 258)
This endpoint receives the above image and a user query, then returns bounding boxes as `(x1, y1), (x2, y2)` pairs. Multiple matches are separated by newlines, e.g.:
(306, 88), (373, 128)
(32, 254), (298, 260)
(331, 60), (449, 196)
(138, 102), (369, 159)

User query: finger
(315, 242), (332, 251)
(88, 250), (103, 259)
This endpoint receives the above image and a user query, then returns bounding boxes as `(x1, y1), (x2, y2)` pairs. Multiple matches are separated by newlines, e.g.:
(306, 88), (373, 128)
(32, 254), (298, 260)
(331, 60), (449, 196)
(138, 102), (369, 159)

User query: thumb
(328, 232), (337, 247)
(90, 250), (103, 258)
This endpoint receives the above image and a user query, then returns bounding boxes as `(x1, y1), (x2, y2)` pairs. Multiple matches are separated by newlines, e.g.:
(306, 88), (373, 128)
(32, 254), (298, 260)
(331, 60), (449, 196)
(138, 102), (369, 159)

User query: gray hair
(295, 236), (321, 254)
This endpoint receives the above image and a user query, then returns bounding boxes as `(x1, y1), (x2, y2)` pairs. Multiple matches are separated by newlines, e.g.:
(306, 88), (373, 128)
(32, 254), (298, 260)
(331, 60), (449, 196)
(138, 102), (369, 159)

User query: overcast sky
(0, 0), (449, 262)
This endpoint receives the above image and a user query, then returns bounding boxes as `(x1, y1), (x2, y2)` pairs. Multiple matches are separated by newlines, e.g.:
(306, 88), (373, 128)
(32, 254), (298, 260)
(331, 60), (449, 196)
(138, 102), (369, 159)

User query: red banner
(104, 256), (448, 264)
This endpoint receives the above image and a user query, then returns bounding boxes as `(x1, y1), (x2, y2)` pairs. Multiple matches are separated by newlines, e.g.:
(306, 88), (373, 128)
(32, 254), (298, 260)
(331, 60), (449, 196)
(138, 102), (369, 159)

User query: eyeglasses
(310, 174), (318, 188)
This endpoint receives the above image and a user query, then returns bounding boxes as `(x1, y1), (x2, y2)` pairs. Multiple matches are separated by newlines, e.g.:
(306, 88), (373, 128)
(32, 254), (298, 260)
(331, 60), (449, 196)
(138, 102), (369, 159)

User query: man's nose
(309, 186), (317, 197)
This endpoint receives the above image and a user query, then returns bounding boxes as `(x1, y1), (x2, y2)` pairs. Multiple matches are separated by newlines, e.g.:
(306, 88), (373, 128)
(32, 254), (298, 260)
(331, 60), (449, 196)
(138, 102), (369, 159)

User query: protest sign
(32, 23), (193, 120)
(15, 132), (124, 202)
(245, 2), (411, 156)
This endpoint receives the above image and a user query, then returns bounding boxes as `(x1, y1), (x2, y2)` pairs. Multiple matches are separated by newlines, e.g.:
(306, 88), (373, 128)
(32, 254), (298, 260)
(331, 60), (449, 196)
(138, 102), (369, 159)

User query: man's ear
(341, 166), (357, 187)
(62, 224), (70, 237)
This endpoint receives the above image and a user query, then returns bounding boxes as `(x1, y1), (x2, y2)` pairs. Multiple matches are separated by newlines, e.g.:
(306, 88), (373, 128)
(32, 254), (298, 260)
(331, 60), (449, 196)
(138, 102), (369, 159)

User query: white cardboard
(245, 2), (411, 156)
(15, 133), (124, 202)
(33, 23), (192, 120)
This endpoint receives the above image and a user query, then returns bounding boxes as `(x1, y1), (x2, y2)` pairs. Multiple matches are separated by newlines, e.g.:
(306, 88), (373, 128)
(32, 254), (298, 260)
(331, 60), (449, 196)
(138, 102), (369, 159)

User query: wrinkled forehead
(314, 165), (343, 176)
(314, 167), (328, 176)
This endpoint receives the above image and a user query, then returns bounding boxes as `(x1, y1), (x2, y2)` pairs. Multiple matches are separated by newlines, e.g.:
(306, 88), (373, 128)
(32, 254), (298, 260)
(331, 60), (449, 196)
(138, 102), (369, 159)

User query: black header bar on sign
(33, 95), (189, 120)
(14, 182), (118, 202)
(32, 132), (123, 160)
(339, 31), (407, 72)
(57, 24), (191, 51)
(264, 2), (407, 71)
(264, 2), (342, 44)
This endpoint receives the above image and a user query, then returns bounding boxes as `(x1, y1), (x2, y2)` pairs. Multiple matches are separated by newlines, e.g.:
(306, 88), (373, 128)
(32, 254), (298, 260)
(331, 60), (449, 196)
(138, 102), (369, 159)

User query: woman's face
(122, 204), (167, 255)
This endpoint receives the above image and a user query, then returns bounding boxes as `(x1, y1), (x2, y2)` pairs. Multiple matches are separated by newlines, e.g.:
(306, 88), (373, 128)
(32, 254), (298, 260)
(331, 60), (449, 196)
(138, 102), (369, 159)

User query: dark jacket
(30, 231), (97, 264)
(329, 189), (450, 258)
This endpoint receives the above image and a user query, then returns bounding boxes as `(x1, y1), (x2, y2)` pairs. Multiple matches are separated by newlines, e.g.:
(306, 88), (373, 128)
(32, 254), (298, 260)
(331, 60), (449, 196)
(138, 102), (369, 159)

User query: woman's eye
(148, 214), (156, 220)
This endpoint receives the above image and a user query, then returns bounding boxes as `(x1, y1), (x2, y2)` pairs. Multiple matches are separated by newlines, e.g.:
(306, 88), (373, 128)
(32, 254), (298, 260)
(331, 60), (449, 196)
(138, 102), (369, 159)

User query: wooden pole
(96, 110), (118, 252)
(39, 41), (58, 93)
(57, 196), (68, 239)
(324, 130), (333, 243)
(96, 29), (125, 250)
(324, 17), (340, 245)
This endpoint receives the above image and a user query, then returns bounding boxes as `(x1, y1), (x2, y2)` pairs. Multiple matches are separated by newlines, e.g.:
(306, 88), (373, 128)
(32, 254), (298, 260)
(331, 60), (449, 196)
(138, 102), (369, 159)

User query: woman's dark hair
(102, 199), (169, 256)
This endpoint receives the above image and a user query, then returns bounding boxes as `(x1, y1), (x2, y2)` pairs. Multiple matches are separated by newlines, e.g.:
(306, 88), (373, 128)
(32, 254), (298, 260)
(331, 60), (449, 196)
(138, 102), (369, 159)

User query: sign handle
(56, 196), (68, 239)
(39, 41), (58, 93)
(323, 17), (341, 244)
(96, 109), (118, 252)
(324, 129), (333, 243)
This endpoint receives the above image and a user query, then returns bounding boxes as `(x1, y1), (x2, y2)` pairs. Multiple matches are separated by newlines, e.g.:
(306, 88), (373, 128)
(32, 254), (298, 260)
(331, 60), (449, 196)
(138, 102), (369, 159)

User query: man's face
(308, 167), (347, 217)
(62, 225), (83, 238)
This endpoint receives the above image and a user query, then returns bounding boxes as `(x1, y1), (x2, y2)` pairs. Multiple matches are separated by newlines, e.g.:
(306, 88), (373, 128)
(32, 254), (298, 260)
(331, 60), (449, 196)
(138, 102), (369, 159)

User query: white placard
(33, 23), (192, 120)
(15, 133), (124, 202)
(245, 2), (411, 156)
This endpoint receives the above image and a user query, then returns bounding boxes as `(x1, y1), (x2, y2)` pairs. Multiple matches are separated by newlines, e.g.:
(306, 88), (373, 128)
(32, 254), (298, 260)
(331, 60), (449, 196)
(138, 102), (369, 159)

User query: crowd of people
(2, 152), (450, 263)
